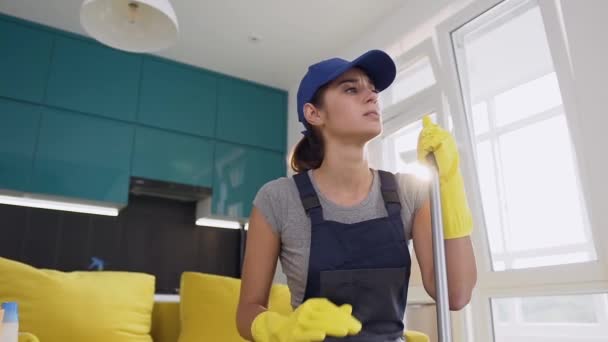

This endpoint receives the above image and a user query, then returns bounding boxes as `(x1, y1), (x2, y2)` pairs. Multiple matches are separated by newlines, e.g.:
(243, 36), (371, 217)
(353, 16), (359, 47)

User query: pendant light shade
(80, 0), (178, 53)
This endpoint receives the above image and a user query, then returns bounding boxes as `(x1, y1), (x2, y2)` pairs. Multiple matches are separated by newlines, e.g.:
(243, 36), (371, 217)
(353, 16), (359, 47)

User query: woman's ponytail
(290, 128), (324, 173)
(290, 83), (329, 173)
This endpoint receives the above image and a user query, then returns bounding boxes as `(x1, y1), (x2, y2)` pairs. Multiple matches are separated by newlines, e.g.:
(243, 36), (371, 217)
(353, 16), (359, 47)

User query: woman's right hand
(251, 298), (362, 342)
(417, 115), (459, 180)
(417, 115), (473, 240)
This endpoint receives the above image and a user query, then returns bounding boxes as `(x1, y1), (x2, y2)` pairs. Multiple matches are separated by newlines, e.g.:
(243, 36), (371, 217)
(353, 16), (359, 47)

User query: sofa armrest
(151, 301), (180, 342)
(19, 332), (40, 342)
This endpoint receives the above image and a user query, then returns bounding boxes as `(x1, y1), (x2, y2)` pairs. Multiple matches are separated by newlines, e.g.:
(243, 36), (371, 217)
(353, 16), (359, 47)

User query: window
(436, 0), (607, 340)
(452, 0), (595, 272)
(491, 294), (608, 342)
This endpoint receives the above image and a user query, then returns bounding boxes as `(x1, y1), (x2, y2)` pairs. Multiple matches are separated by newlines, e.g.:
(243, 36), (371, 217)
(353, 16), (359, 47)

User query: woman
(237, 50), (477, 342)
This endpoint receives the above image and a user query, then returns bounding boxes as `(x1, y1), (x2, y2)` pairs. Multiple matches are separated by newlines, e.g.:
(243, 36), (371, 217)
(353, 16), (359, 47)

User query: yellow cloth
(405, 330), (430, 342)
(0, 257), (155, 342)
(178, 272), (292, 342)
(251, 298), (362, 342)
(418, 115), (473, 239)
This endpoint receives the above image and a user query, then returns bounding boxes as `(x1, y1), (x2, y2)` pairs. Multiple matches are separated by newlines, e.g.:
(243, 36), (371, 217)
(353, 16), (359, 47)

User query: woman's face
(308, 68), (382, 144)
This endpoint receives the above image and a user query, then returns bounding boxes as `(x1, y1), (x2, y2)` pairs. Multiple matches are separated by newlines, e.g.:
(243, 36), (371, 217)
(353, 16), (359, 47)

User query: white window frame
(435, 0), (608, 341)
(381, 38), (444, 124)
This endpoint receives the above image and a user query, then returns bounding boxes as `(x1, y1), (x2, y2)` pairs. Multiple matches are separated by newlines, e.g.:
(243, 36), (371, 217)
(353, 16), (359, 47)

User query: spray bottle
(0, 302), (18, 342)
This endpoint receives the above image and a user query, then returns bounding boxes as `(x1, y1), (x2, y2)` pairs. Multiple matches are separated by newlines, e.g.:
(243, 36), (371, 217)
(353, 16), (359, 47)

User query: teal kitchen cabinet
(212, 142), (285, 219)
(31, 108), (134, 204)
(45, 35), (141, 122)
(0, 18), (53, 103)
(138, 58), (217, 137)
(216, 77), (286, 151)
(132, 126), (214, 187)
(0, 99), (41, 192)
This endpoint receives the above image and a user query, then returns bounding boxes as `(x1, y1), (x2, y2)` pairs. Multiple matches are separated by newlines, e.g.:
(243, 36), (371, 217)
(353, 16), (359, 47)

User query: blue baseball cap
(296, 49), (396, 125)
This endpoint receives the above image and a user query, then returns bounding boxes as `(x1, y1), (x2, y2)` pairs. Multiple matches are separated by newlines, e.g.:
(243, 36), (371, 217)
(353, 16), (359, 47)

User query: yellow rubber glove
(417, 115), (473, 239)
(251, 298), (362, 342)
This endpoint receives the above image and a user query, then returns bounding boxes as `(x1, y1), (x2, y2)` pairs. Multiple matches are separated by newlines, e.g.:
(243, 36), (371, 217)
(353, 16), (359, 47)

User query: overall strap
(293, 172), (324, 225)
(377, 170), (402, 217)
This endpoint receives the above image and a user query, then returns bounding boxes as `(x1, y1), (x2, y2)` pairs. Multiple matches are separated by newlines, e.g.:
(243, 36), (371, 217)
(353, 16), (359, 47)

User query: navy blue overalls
(294, 170), (412, 342)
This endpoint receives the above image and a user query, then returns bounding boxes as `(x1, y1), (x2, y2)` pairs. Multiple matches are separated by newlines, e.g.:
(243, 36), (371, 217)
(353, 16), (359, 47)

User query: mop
(428, 153), (453, 342)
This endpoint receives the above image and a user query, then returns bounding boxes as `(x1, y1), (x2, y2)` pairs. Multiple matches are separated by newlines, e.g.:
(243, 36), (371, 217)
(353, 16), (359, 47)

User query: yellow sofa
(1, 257), (428, 342)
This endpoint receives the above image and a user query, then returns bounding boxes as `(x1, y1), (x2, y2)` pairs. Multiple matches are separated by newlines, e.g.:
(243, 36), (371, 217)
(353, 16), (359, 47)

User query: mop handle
(427, 154), (453, 342)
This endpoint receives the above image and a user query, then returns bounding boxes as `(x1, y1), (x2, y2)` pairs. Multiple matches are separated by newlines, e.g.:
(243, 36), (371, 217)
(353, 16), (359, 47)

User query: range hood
(129, 177), (244, 229)
(130, 177), (211, 202)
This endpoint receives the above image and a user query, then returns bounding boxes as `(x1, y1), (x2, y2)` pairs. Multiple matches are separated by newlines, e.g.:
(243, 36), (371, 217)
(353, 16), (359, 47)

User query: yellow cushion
(0, 257), (155, 342)
(178, 272), (292, 342)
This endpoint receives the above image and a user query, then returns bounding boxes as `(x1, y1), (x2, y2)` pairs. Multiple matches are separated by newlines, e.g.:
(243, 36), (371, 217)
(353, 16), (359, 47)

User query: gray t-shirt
(253, 169), (429, 308)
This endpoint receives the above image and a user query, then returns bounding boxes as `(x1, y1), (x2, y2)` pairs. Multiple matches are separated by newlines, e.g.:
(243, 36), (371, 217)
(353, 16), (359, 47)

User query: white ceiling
(0, 0), (406, 90)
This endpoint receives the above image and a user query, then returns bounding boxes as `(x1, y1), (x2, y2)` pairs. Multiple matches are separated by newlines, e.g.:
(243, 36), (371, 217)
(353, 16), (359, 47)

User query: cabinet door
(132, 126), (214, 187)
(0, 99), (41, 192)
(31, 108), (134, 204)
(216, 78), (287, 151)
(138, 58), (217, 137)
(212, 142), (285, 219)
(0, 19), (53, 103)
(45, 36), (141, 121)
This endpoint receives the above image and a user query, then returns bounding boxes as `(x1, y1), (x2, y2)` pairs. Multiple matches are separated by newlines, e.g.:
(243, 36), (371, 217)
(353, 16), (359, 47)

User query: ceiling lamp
(80, 0), (179, 53)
